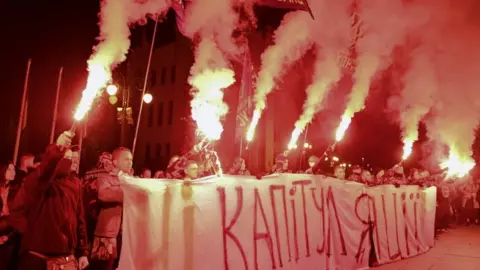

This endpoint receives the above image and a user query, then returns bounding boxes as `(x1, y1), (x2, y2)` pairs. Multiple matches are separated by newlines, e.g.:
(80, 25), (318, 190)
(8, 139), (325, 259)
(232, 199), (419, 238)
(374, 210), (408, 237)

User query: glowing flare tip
(74, 63), (110, 121)
(287, 128), (302, 150)
(335, 115), (352, 142)
(440, 151), (475, 178)
(246, 110), (261, 142)
(189, 69), (235, 141)
(402, 140), (414, 160)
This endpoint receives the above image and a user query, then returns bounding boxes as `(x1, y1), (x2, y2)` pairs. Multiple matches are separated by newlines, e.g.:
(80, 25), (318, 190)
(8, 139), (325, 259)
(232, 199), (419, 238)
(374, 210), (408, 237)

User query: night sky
(0, 1), (426, 171)
(0, 1), (100, 162)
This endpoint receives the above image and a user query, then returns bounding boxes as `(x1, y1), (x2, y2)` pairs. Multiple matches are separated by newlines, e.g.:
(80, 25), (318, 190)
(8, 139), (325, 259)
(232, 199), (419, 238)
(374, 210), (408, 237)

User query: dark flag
(172, 0), (189, 36)
(257, 0), (314, 19)
(235, 49), (254, 151)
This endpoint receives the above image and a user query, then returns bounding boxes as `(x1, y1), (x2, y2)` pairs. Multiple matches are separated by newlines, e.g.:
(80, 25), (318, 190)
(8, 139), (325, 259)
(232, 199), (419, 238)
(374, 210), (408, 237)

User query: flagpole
(132, 16), (159, 157)
(303, 0), (315, 19)
(77, 124), (84, 174)
(50, 67), (63, 144)
(13, 59), (32, 165)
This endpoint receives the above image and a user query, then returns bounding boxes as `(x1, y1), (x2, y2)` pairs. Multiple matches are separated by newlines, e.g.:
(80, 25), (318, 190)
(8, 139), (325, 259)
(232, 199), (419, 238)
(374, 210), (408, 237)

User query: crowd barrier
(117, 174), (436, 270)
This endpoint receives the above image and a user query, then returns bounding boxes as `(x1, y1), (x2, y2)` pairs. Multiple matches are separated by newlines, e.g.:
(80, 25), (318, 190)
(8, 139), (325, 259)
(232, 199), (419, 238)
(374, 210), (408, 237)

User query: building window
(170, 66), (176, 83)
(147, 104), (154, 127)
(166, 143), (171, 160)
(157, 102), (164, 126)
(155, 143), (162, 160)
(161, 67), (167, 85)
(168, 101), (173, 125)
(145, 143), (151, 162)
(150, 70), (157, 87)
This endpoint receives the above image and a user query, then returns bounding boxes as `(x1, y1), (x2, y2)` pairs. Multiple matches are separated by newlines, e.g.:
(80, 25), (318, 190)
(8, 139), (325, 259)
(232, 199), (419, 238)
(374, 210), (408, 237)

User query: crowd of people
(0, 132), (478, 269)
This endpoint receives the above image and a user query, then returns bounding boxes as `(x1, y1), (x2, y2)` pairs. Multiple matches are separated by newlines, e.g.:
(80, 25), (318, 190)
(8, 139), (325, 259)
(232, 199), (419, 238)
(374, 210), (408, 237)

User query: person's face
(5, 164), (16, 182)
(71, 151), (80, 172)
(308, 159), (316, 168)
(142, 169), (152, 178)
(114, 151), (133, 173)
(282, 160), (289, 170)
(185, 163), (198, 179)
(362, 171), (373, 182)
(25, 156), (34, 169)
(334, 167), (346, 180)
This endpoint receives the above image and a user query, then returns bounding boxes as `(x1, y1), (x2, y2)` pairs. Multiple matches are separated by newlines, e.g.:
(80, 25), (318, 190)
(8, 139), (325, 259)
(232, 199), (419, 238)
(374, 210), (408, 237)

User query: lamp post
(106, 74), (130, 146)
(107, 81), (153, 147)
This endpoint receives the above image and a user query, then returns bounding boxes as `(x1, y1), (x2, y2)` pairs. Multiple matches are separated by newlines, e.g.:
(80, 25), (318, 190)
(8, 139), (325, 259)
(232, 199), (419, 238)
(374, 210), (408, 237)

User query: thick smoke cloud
(421, 0), (480, 164)
(88, 0), (480, 170)
(91, 0), (170, 70)
(344, 0), (409, 120)
(387, 1), (441, 160)
(184, 0), (240, 140)
(254, 11), (314, 113)
(75, 0), (170, 121)
(290, 0), (352, 143)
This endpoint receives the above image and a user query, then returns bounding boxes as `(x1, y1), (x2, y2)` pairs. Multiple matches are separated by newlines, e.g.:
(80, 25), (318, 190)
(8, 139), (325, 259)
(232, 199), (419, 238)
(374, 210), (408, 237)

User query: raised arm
(8, 144), (64, 233)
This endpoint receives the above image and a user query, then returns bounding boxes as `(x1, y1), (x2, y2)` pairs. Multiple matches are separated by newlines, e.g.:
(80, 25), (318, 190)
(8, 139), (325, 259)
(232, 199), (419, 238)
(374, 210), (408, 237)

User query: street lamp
(303, 142), (313, 149)
(106, 84), (118, 96)
(108, 95), (118, 105)
(143, 93), (153, 104)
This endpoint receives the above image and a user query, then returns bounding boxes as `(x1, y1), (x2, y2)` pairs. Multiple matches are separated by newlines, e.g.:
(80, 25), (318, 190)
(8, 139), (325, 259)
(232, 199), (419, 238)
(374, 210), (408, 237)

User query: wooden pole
(77, 123), (85, 174)
(132, 16), (159, 157)
(50, 67), (63, 144)
(13, 59), (32, 165)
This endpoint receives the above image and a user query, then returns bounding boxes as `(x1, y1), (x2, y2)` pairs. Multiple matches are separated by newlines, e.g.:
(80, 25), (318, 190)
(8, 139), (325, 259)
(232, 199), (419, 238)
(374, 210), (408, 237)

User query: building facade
(126, 30), (194, 172)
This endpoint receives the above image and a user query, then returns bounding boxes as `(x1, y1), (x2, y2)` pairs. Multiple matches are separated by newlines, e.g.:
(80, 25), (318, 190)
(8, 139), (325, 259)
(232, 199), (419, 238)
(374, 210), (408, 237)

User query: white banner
(118, 174), (435, 270)
(366, 185), (436, 265)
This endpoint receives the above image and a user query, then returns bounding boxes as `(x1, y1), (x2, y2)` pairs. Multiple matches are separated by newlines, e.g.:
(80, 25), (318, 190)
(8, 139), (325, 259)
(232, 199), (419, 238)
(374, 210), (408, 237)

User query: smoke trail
(92, 0), (170, 72)
(396, 30), (438, 159)
(74, 0), (170, 121)
(184, 0), (239, 140)
(288, 0), (352, 147)
(247, 11), (313, 141)
(254, 11), (313, 113)
(424, 0), (480, 173)
(383, 3), (441, 160)
(335, 0), (408, 141)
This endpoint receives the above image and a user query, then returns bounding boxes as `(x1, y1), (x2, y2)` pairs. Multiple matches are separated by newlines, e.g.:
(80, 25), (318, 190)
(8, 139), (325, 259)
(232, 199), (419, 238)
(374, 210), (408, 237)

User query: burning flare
(189, 68), (235, 140)
(289, 0), (352, 147)
(73, 0), (170, 121)
(287, 128), (301, 150)
(289, 52), (342, 148)
(74, 63), (110, 121)
(184, 0), (240, 142)
(246, 110), (261, 142)
(248, 12), (313, 142)
(402, 139), (413, 160)
(440, 147), (475, 178)
(335, 0), (408, 142)
(335, 114), (352, 142)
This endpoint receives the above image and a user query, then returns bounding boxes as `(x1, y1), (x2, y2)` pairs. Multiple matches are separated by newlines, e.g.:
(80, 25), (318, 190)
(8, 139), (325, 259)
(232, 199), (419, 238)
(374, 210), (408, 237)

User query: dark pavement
(375, 226), (480, 270)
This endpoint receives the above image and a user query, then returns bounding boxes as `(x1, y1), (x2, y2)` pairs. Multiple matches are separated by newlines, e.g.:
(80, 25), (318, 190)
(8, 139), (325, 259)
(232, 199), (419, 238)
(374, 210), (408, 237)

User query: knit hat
(97, 152), (113, 170)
